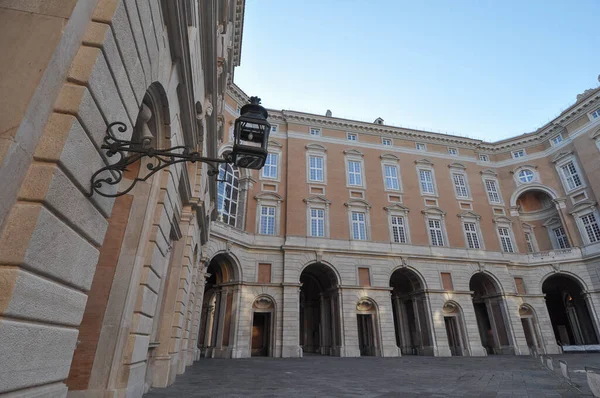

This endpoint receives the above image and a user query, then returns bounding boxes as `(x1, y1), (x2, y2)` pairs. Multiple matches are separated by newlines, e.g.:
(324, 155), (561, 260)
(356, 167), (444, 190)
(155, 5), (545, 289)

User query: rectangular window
(514, 277), (526, 295)
(384, 165), (400, 190)
(309, 155), (324, 182)
(382, 138), (392, 146)
(485, 179), (501, 203)
(524, 232), (535, 253)
(348, 160), (363, 186)
(259, 206), (276, 235)
(310, 208), (325, 237)
(581, 213), (600, 243)
(261, 153), (278, 178)
(591, 109), (600, 119)
(498, 227), (514, 253)
(416, 143), (426, 151)
(351, 211), (367, 240)
(452, 173), (469, 198)
(347, 132), (357, 141)
(310, 127), (321, 136)
(479, 154), (489, 162)
(391, 216), (407, 243)
(441, 272), (454, 291)
(428, 219), (444, 246)
(358, 267), (371, 287)
(448, 147), (458, 155)
(419, 169), (435, 194)
(258, 263), (272, 283)
(271, 124), (278, 134)
(552, 226), (570, 249)
(464, 222), (481, 249)
(560, 161), (582, 191)
(512, 149), (525, 159)
(551, 135), (563, 145)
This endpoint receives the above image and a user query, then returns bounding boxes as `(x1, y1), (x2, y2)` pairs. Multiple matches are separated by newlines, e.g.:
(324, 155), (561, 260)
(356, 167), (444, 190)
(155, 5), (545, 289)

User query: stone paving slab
(144, 356), (590, 397)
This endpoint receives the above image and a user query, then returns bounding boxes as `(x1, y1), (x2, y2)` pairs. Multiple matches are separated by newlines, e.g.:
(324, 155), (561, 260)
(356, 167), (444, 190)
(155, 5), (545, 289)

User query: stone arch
(539, 271), (589, 293)
(509, 183), (560, 208)
(518, 303), (543, 353)
(469, 271), (515, 355)
(298, 260), (342, 287)
(441, 300), (469, 356)
(541, 272), (599, 346)
(389, 267), (434, 355)
(205, 251), (242, 283)
(388, 265), (428, 291)
(299, 261), (342, 356)
(469, 270), (506, 295)
(355, 297), (381, 356)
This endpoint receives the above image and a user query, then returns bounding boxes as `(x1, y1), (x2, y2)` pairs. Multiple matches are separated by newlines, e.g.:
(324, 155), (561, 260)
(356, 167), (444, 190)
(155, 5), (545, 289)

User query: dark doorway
(299, 263), (341, 356)
(543, 275), (598, 346)
(251, 312), (271, 356)
(357, 314), (375, 356)
(390, 268), (432, 355)
(470, 273), (513, 355)
(444, 316), (462, 356)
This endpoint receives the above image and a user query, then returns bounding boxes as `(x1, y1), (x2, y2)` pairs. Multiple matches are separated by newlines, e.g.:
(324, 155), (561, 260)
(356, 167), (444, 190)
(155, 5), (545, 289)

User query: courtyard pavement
(144, 354), (600, 397)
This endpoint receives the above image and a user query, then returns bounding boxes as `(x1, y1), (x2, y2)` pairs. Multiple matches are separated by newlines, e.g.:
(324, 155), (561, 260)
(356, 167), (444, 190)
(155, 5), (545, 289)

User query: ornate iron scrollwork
(87, 122), (230, 198)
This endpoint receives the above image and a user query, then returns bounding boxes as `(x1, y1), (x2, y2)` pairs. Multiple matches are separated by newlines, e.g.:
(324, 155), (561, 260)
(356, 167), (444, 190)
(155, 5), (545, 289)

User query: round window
(518, 169), (534, 183)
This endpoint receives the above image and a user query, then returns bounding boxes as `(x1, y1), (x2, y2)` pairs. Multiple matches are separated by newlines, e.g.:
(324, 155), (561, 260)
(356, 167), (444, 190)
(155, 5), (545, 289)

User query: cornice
(231, 0), (245, 67)
(227, 84), (600, 153)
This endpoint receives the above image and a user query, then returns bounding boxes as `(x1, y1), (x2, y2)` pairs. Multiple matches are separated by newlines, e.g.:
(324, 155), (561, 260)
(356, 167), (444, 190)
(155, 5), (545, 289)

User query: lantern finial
(249, 96), (261, 105)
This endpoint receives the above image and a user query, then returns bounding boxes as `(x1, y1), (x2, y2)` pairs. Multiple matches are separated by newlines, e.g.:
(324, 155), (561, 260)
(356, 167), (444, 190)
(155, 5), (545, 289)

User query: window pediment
(268, 139), (283, 149)
(480, 169), (497, 177)
(457, 211), (481, 220)
(344, 148), (364, 157)
(384, 203), (410, 213)
(303, 195), (331, 205)
(344, 199), (371, 209)
(421, 207), (446, 216)
(306, 143), (327, 152)
(493, 215), (513, 225)
(255, 192), (283, 202)
(551, 150), (574, 164)
(542, 217), (561, 227)
(510, 164), (538, 174)
(380, 153), (400, 161)
(448, 162), (467, 170)
(569, 200), (597, 215)
(591, 126), (600, 140)
(415, 158), (434, 166)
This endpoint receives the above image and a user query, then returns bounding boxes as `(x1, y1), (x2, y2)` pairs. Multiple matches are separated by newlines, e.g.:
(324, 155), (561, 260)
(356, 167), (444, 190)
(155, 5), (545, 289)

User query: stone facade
(0, 0), (244, 396)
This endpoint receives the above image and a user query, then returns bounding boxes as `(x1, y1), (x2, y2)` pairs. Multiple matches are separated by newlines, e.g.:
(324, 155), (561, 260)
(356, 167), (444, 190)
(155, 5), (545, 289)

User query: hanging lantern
(232, 96), (271, 169)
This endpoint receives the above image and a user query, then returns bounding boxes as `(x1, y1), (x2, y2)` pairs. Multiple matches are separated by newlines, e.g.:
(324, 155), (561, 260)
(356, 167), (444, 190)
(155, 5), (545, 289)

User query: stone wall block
(0, 204), (99, 291)
(135, 285), (158, 317)
(141, 266), (160, 293)
(131, 312), (153, 335)
(123, 334), (150, 365)
(1, 267), (87, 326)
(19, 163), (108, 246)
(107, 1), (146, 101)
(87, 51), (132, 136)
(135, 0), (159, 80)
(83, 22), (139, 123)
(0, 320), (78, 393)
(121, 0), (150, 84)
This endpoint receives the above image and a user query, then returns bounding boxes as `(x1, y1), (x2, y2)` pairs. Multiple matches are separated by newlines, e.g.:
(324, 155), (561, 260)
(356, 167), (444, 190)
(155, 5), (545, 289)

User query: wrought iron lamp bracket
(87, 122), (230, 198)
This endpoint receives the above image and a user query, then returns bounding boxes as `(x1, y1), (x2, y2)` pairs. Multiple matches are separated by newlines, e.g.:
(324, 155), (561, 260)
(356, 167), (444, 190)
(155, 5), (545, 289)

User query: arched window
(217, 163), (239, 227)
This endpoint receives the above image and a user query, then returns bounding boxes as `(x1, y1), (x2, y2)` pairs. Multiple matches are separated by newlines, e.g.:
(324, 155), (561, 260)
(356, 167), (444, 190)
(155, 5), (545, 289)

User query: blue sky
(234, 1), (600, 141)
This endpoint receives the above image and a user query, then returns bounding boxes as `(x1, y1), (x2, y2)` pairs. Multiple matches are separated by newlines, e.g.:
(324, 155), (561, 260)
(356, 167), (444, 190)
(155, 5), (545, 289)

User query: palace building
(210, 82), (600, 360)
(1, 0), (600, 397)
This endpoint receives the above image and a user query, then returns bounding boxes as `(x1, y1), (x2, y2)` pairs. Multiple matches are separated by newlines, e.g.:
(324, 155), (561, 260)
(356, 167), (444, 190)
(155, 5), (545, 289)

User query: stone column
(281, 284), (302, 357)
